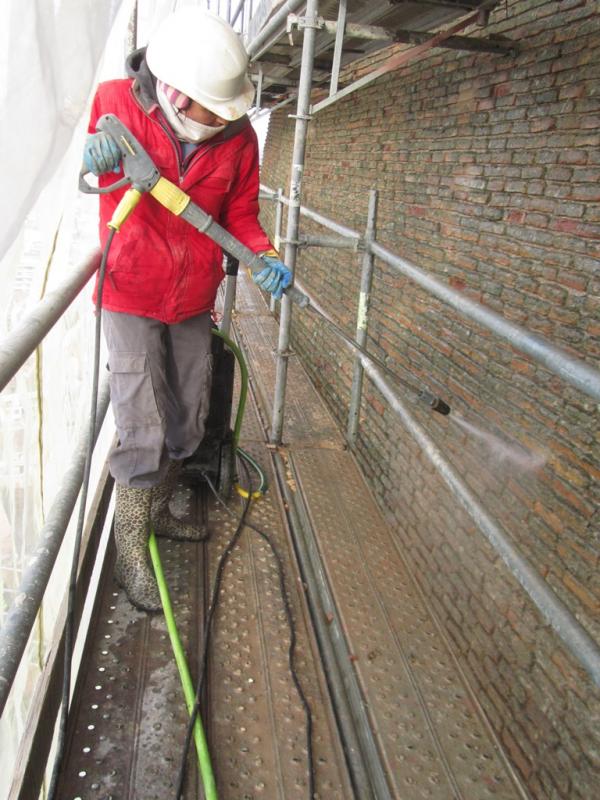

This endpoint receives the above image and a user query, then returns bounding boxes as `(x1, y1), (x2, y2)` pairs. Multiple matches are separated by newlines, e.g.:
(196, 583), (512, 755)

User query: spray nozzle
(418, 389), (451, 416)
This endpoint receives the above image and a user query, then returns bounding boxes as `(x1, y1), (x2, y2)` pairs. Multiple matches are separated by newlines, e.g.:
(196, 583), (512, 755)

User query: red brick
(501, 728), (533, 781)
(550, 218), (599, 237)
(530, 117), (556, 132)
(562, 573), (600, 613)
(556, 272), (588, 292)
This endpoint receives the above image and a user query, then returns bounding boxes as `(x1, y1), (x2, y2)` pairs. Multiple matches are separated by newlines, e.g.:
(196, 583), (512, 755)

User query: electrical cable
(174, 454), (315, 800)
(206, 467), (315, 800)
(174, 456), (253, 800)
(235, 445), (268, 498)
(47, 227), (116, 800)
(174, 455), (315, 800)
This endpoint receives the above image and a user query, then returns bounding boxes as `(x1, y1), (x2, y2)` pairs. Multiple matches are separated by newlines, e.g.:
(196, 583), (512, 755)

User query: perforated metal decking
(54, 413), (350, 798)
(56, 275), (525, 800)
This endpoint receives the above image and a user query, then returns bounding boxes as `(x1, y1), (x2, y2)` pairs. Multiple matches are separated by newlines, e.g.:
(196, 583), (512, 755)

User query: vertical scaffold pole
(330, 0), (347, 96)
(347, 189), (378, 444)
(270, 188), (284, 313)
(255, 64), (263, 113)
(231, 0), (245, 28)
(127, 0), (138, 53)
(271, 0), (319, 443)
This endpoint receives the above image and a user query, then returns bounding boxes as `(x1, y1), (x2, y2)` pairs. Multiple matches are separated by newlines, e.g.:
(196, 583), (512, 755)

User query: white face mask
(157, 87), (226, 143)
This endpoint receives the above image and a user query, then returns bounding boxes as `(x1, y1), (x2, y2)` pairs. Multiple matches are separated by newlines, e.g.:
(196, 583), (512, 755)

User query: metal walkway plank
(55, 542), (205, 799)
(291, 446), (523, 799)
(233, 273), (526, 800)
(55, 380), (352, 798)
(205, 443), (352, 799)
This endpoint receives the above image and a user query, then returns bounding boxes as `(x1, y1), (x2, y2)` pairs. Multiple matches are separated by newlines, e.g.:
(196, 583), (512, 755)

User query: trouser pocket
(108, 353), (162, 430)
(108, 352), (165, 484)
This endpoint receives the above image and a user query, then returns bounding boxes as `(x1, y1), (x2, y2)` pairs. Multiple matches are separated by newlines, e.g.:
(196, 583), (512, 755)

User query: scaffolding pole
(0, 379), (110, 714)
(270, 188), (285, 314)
(292, 277), (600, 689)
(270, 0), (320, 444)
(360, 356), (600, 689)
(260, 186), (600, 403)
(0, 251), (100, 392)
(246, 0), (305, 61)
(347, 189), (378, 443)
(230, 0), (244, 26)
(330, 0), (347, 96)
(370, 239), (600, 403)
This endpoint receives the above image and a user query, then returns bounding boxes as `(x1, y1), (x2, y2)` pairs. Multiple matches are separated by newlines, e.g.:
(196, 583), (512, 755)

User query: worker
(83, 7), (291, 612)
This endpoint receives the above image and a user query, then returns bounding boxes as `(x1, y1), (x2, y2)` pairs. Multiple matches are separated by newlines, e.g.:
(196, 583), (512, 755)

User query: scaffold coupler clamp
(286, 12), (325, 45)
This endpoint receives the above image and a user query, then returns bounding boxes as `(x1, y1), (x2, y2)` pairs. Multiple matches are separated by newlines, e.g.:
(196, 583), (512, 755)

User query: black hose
(208, 472), (315, 800)
(175, 457), (253, 799)
(174, 462), (315, 800)
(47, 228), (116, 800)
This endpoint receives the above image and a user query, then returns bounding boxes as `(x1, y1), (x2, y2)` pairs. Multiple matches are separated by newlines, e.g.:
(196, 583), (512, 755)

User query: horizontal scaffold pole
(362, 354), (600, 689)
(0, 378), (110, 716)
(246, 0), (306, 60)
(0, 251), (100, 392)
(260, 185), (600, 402)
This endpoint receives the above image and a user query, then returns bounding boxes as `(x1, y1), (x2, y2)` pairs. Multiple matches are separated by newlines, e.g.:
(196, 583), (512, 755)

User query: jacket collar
(126, 47), (251, 143)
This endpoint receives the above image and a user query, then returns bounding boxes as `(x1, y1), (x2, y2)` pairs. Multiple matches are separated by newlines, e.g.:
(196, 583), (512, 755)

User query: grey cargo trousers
(102, 310), (213, 488)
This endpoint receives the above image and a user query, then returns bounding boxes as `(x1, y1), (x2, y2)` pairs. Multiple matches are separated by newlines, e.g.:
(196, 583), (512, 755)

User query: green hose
(210, 329), (268, 497)
(148, 530), (218, 800)
(147, 327), (265, 800)
(211, 328), (247, 448)
(236, 447), (268, 497)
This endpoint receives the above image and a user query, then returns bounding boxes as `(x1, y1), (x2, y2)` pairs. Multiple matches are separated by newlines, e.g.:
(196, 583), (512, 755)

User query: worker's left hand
(253, 251), (292, 300)
(83, 132), (122, 176)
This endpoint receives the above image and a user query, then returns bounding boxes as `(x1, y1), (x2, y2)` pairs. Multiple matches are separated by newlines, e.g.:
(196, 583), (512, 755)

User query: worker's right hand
(253, 251), (292, 300)
(83, 132), (122, 176)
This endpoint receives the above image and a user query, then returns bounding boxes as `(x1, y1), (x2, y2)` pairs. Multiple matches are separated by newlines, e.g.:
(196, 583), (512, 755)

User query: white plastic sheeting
(0, 1), (131, 794)
(0, 0), (128, 262)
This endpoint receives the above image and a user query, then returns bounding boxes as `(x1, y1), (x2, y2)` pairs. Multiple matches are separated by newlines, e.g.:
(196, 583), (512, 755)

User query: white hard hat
(146, 7), (255, 121)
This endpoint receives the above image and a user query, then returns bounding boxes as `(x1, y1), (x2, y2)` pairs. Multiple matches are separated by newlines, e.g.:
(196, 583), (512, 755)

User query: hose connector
(418, 389), (451, 416)
(107, 187), (143, 231)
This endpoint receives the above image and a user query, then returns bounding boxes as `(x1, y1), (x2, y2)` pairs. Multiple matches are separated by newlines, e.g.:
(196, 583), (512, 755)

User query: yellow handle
(107, 188), (143, 231)
(150, 177), (191, 216)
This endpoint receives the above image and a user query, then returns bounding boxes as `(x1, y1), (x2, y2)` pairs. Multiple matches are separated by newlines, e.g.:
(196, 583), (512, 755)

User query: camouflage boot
(151, 460), (208, 541)
(114, 484), (161, 612)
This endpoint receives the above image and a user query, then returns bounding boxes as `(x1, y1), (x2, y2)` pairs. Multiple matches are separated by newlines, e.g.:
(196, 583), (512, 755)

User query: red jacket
(89, 54), (271, 324)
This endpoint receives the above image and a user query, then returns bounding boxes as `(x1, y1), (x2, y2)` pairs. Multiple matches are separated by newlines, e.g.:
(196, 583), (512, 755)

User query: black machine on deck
(182, 256), (239, 498)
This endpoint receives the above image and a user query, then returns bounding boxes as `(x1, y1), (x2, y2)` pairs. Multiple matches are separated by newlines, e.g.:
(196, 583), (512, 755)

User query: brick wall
(259, 1), (599, 798)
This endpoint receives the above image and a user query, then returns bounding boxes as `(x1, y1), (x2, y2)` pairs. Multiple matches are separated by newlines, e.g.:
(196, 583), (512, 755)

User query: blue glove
(252, 252), (292, 300)
(83, 132), (122, 176)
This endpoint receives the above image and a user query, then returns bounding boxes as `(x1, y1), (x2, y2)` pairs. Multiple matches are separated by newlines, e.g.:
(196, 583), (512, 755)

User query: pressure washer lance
(295, 286), (451, 416)
(80, 113), (309, 307)
(81, 113), (450, 417)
